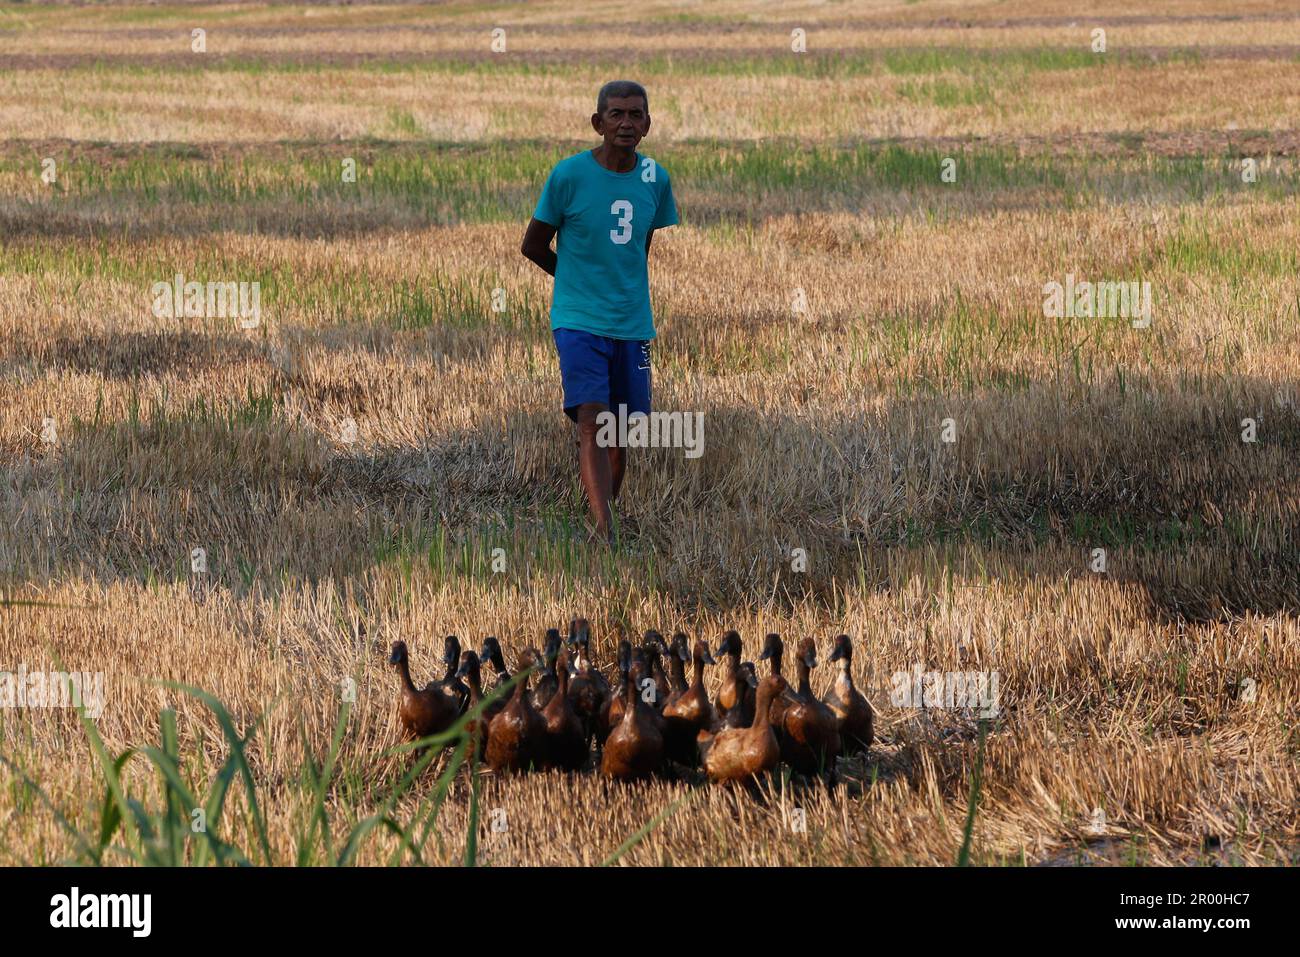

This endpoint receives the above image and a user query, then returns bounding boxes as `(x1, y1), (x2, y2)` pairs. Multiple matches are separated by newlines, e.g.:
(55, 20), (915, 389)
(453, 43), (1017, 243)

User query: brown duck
(712, 631), (751, 725)
(781, 637), (842, 776)
(822, 634), (873, 755)
(541, 646), (588, 772)
(437, 635), (470, 715)
(663, 632), (691, 704)
(601, 649), (665, 781)
(756, 633), (798, 731)
(532, 628), (563, 710)
(642, 630), (671, 708)
(599, 640), (634, 745)
(389, 640), (460, 742)
(453, 650), (491, 761)
(703, 674), (788, 784)
(484, 648), (548, 774)
(663, 637), (716, 766)
(697, 660), (757, 761)
(565, 617), (610, 745)
(478, 635), (511, 696)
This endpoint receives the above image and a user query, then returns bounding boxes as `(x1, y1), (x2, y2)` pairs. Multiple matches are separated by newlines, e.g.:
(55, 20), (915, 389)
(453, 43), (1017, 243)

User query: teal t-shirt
(532, 150), (678, 340)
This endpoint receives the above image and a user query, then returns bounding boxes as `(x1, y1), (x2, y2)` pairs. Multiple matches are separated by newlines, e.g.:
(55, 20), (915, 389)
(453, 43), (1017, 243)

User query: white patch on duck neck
(835, 663), (853, 695)
(575, 650), (590, 672)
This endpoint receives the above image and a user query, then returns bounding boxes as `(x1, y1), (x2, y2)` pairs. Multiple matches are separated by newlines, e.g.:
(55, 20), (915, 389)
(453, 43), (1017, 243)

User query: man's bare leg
(609, 446), (626, 500)
(575, 402), (614, 543)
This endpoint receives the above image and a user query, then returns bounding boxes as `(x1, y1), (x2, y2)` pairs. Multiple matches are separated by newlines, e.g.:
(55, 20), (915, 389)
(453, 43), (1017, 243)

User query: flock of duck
(388, 618), (873, 784)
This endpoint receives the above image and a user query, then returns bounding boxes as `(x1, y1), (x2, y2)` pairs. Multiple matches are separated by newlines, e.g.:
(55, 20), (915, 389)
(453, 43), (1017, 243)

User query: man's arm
(646, 228), (655, 257)
(521, 217), (558, 277)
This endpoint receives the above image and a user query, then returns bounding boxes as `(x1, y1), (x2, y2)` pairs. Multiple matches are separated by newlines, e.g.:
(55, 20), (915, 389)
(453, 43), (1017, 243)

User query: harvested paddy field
(0, 0), (1296, 867)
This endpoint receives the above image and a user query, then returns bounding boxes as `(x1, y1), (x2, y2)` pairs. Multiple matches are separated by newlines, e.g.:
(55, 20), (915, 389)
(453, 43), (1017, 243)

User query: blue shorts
(553, 327), (651, 422)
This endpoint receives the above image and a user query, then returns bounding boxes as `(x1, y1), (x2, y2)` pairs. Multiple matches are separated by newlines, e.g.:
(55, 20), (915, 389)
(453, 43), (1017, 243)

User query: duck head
(757, 633), (784, 671)
(740, 662), (758, 689)
(693, 639), (717, 667)
(827, 634), (853, 667)
(715, 630), (742, 661)
(566, 618), (593, 671)
(555, 646), (574, 685)
(454, 650), (481, 683)
(671, 632), (691, 663)
(615, 639), (632, 677)
(479, 636), (506, 672)
(628, 648), (654, 702)
(442, 635), (461, 668)
(797, 637), (818, 669)
(388, 640), (409, 667)
(517, 647), (543, 674)
(642, 631), (666, 669)
(567, 617), (592, 652)
(543, 629), (562, 670)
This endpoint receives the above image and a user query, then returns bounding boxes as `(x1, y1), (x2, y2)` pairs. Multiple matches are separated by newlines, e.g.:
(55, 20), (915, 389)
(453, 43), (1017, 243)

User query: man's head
(592, 80), (650, 151)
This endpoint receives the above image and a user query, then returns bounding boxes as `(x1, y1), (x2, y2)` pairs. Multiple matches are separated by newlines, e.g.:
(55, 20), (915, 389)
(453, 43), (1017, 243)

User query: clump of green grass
(382, 274), (546, 332)
(897, 77), (997, 108)
(387, 109), (422, 137)
(1155, 230), (1299, 280)
(372, 510), (661, 593)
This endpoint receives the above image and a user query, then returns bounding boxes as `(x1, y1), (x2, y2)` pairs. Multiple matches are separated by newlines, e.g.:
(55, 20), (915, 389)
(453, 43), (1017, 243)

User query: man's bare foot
(583, 520), (615, 547)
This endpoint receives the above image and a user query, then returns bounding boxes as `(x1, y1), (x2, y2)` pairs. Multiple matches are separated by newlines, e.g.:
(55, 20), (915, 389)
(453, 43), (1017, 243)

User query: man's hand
(521, 217), (558, 276)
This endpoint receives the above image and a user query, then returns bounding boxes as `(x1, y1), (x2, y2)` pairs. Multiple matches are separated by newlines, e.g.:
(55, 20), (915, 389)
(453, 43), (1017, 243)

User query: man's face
(592, 95), (650, 150)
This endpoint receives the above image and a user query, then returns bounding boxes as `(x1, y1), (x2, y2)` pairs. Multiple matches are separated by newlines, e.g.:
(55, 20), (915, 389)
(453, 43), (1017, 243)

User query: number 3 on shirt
(609, 200), (633, 245)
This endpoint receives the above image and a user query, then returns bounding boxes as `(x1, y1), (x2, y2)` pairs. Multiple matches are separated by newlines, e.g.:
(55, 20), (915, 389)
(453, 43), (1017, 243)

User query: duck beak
(702, 649), (717, 665)
(757, 648), (771, 661)
(746, 672), (759, 688)
(388, 651), (401, 665)
(804, 652), (818, 668)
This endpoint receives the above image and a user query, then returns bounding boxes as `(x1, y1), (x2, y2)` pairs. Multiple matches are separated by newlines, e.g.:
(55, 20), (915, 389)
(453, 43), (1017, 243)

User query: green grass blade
(159, 708), (185, 864)
(464, 749), (479, 867)
(957, 720), (988, 866)
(299, 699), (351, 866)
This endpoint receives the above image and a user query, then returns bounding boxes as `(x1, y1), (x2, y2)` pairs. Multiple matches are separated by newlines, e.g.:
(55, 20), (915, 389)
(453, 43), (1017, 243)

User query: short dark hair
(597, 80), (648, 115)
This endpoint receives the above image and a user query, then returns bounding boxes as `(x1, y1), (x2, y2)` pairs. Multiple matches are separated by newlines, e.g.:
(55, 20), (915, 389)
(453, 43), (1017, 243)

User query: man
(521, 80), (679, 544)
